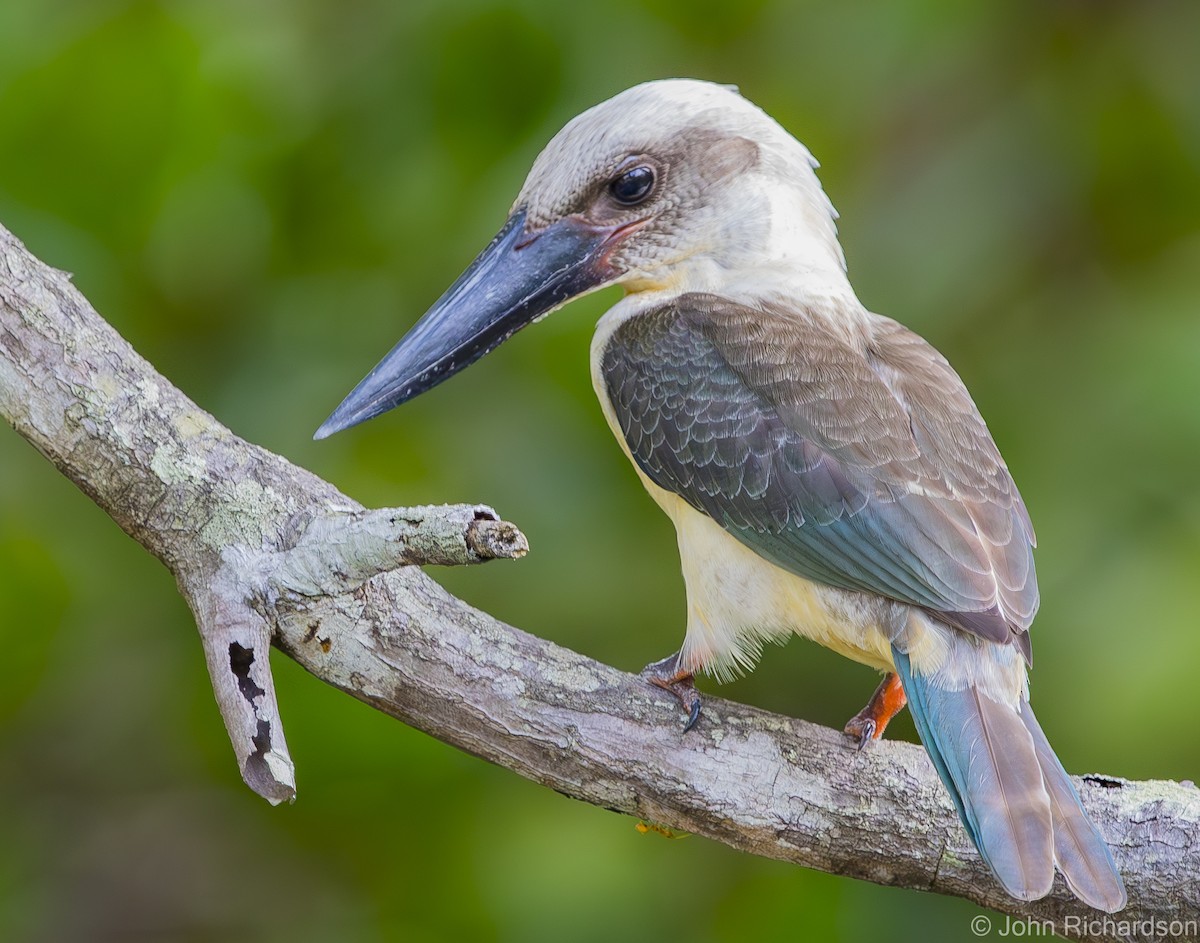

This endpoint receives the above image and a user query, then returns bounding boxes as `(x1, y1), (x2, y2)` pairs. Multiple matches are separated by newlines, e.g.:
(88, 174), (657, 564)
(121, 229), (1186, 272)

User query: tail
(893, 648), (1126, 912)
(1019, 705), (1127, 912)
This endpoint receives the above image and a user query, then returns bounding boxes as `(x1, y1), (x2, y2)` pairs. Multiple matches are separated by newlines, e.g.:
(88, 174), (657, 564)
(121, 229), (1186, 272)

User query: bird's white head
(519, 79), (846, 293)
(316, 79), (847, 438)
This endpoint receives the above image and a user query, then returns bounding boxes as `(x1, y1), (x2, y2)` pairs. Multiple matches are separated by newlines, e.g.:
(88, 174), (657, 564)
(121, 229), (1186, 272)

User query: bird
(314, 78), (1126, 911)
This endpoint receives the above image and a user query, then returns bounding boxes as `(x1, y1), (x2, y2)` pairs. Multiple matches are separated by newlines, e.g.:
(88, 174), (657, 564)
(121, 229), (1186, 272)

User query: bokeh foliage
(1, 1), (1197, 940)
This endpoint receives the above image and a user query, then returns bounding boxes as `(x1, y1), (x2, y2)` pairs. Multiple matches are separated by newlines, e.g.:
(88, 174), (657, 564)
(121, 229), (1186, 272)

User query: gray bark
(0, 222), (1196, 942)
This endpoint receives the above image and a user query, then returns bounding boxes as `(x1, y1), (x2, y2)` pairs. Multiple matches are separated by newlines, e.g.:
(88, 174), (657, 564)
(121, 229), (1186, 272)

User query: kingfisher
(315, 79), (1125, 911)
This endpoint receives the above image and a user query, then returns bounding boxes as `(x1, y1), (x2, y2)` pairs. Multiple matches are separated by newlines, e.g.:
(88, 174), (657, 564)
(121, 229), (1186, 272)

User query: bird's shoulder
(604, 295), (1027, 517)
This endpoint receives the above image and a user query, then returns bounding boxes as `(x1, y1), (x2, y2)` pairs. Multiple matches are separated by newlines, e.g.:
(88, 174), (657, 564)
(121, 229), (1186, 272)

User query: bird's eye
(609, 165), (656, 205)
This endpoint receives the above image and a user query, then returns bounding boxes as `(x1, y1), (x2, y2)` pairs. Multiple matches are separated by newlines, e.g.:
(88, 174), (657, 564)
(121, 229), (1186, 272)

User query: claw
(843, 714), (877, 752)
(642, 652), (702, 732)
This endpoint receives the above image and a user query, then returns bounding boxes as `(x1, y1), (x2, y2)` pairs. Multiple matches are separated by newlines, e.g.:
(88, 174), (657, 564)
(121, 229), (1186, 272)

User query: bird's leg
(641, 652), (702, 732)
(843, 672), (907, 750)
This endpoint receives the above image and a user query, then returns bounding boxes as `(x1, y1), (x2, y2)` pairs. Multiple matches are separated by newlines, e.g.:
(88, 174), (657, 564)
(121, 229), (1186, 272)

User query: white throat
(625, 188), (852, 307)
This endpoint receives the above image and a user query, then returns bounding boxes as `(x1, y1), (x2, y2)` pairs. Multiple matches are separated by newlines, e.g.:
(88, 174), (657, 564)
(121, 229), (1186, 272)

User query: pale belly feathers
(648, 481), (898, 681)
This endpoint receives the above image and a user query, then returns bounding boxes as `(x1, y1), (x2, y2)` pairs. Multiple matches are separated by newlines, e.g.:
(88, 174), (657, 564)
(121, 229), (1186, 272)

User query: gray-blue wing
(600, 294), (1038, 657)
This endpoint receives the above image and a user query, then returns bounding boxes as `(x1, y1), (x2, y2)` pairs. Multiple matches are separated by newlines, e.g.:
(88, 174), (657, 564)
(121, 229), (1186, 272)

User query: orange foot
(844, 672), (907, 750)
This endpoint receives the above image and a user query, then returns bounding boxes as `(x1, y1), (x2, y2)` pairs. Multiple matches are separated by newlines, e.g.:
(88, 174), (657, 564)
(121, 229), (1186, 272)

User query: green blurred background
(1, 1), (1197, 940)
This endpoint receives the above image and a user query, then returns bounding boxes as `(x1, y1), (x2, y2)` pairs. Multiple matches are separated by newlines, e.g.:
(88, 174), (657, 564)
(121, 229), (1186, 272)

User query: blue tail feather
(891, 650), (977, 845)
(1018, 705), (1127, 912)
(892, 647), (1055, 901)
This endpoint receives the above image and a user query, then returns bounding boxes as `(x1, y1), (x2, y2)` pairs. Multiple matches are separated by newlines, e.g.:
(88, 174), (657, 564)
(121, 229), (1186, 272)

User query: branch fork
(183, 503), (529, 804)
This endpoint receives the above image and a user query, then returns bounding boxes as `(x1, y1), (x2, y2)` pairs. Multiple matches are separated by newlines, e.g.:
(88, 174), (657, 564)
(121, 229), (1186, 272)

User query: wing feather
(600, 294), (1039, 653)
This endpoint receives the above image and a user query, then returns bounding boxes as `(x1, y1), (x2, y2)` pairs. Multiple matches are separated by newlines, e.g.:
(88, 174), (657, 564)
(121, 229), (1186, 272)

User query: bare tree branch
(1, 223), (1195, 942)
